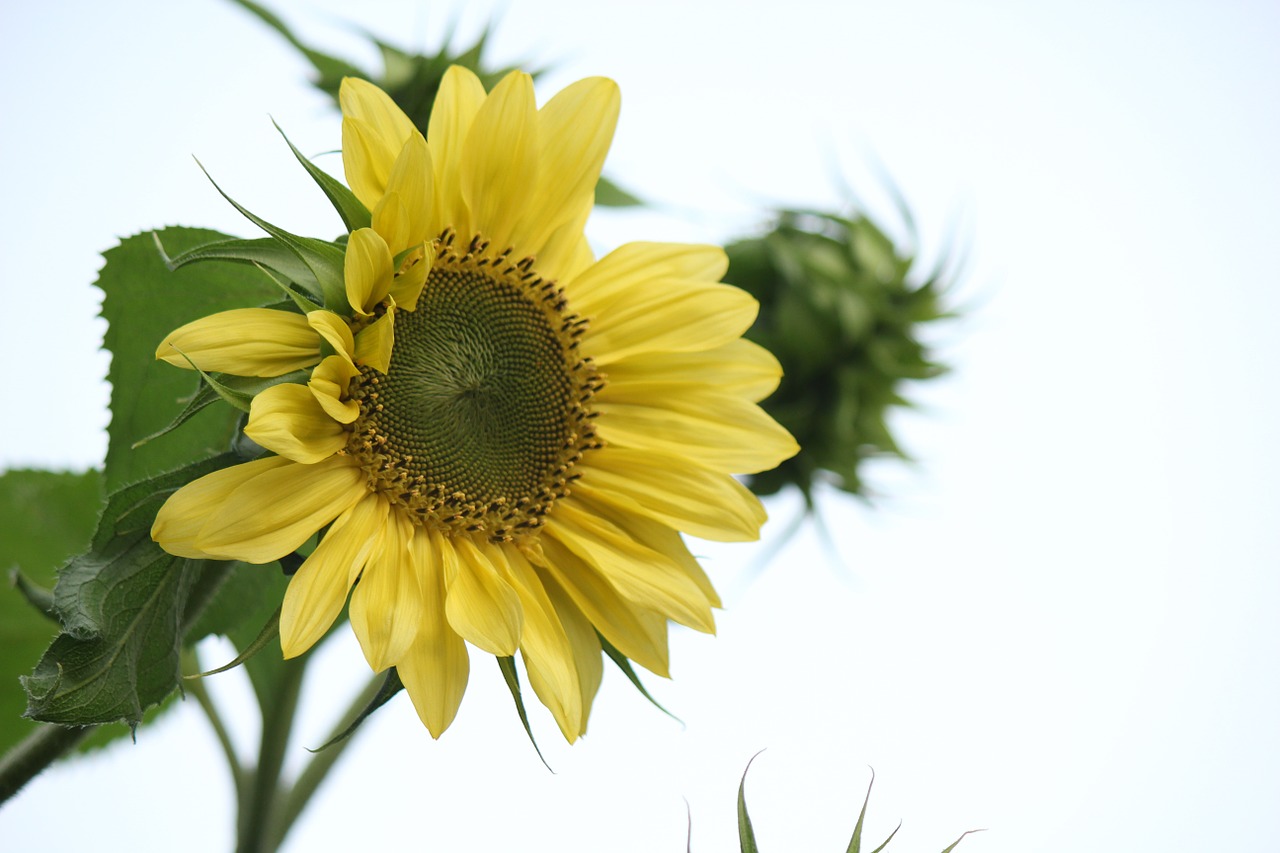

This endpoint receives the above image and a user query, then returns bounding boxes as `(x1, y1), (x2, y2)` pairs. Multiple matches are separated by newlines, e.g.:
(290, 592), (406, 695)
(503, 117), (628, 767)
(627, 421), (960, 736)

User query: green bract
(728, 210), (955, 504)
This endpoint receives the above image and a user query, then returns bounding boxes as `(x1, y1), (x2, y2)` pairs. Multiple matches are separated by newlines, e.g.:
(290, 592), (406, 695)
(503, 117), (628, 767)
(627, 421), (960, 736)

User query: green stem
(0, 723), (93, 805)
(187, 672), (245, 799)
(266, 673), (385, 850)
(236, 655), (308, 853)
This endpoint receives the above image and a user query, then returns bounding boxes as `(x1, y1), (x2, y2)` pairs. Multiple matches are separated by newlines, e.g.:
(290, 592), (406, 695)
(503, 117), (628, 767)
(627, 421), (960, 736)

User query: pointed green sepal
(131, 381), (220, 449)
(272, 118), (371, 233)
(308, 668), (405, 753)
(598, 633), (681, 723)
(154, 233), (323, 302)
(164, 347), (252, 413)
(496, 656), (552, 771)
(186, 605), (281, 679)
(737, 751), (765, 853)
(193, 159), (347, 309)
(253, 262), (322, 314)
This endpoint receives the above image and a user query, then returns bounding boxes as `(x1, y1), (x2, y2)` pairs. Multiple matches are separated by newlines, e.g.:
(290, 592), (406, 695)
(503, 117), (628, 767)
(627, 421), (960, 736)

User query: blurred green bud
(231, 0), (640, 206)
(728, 209), (956, 504)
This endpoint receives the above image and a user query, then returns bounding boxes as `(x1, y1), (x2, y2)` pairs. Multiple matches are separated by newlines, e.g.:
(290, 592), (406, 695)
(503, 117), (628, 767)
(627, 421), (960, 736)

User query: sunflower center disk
(348, 239), (603, 542)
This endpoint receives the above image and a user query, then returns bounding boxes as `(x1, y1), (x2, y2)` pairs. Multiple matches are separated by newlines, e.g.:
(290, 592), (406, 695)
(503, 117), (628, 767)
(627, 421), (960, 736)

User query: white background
(1, 1), (1278, 850)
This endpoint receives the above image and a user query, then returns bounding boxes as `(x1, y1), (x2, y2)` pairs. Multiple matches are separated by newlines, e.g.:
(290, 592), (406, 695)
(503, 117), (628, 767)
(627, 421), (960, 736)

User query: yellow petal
(535, 567), (603, 736)
(398, 528), (470, 738)
(427, 66), (487, 238)
(344, 228), (393, 315)
(309, 354), (360, 424)
(354, 308), (394, 373)
(196, 455), (365, 563)
(602, 339), (782, 403)
(371, 192), (411, 260)
(151, 456), (292, 559)
(243, 383), (347, 464)
(388, 243), (432, 311)
(518, 77), (620, 256)
(306, 310), (356, 362)
(575, 447), (766, 543)
(584, 279), (759, 365)
(565, 242), (729, 318)
(460, 71), (538, 254)
(537, 535), (670, 677)
(580, 494), (722, 610)
(156, 308), (318, 377)
(349, 509), (421, 672)
(340, 78), (416, 207)
(380, 130), (433, 255)
(533, 202), (595, 284)
(593, 392), (799, 475)
(501, 544), (582, 741)
(547, 500), (714, 634)
(280, 493), (388, 658)
(440, 534), (522, 656)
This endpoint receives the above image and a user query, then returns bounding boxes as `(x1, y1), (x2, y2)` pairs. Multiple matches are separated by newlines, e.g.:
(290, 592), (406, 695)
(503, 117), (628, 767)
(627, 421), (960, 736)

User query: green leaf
(0, 470), (103, 756)
(309, 667), (404, 753)
(737, 752), (764, 853)
(594, 175), (643, 207)
(598, 633), (680, 722)
(22, 454), (240, 728)
(272, 119), (371, 233)
(496, 656), (551, 771)
(98, 228), (278, 493)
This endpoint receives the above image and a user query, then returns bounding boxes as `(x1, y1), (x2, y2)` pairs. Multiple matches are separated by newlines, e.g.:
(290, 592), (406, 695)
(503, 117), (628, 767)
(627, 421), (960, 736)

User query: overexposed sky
(2, 1), (1278, 850)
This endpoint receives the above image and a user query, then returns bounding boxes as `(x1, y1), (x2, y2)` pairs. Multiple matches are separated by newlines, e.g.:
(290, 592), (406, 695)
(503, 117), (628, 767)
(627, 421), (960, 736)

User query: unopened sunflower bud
(727, 209), (955, 503)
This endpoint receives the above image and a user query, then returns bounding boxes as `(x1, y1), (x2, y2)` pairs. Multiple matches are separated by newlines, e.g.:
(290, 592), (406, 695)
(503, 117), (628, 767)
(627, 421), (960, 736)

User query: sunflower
(151, 68), (798, 740)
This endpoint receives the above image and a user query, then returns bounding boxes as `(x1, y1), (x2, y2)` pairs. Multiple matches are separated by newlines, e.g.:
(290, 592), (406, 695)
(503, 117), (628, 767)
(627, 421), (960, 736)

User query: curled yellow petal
(344, 228), (393, 316)
(354, 308), (394, 373)
(243, 382), (347, 464)
(309, 354), (360, 424)
(156, 308), (318, 377)
(306, 310), (356, 362)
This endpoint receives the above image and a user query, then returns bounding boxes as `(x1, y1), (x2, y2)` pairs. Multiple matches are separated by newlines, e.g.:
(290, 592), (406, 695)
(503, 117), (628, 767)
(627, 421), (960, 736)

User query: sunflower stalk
(236, 655), (308, 853)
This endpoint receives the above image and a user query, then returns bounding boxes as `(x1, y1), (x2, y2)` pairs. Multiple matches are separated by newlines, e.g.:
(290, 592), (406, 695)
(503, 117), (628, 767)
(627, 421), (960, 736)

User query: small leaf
(272, 118), (371, 233)
(0, 470), (103, 755)
(737, 751), (765, 853)
(496, 657), (551, 771)
(308, 668), (404, 753)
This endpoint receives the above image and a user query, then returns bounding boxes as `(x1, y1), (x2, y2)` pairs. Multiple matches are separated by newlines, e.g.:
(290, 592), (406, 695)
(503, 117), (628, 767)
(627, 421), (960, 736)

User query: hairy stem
(0, 723), (93, 805)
